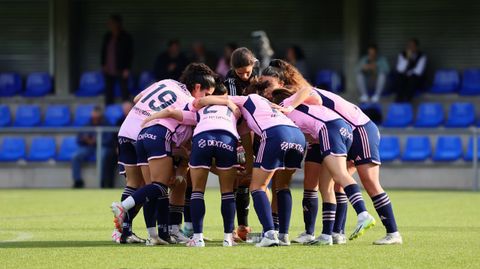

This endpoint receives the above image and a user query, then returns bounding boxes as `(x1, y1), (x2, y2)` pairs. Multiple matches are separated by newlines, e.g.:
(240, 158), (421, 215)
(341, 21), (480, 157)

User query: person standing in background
(356, 44), (390, 103)
(285, 45), (309, 81)
(216, 43), (238, 79)
(153, 39), (189, 81)
(190, 42), (218, 71)
(101, 14), (134, 105)
(394, 38), (427, 102)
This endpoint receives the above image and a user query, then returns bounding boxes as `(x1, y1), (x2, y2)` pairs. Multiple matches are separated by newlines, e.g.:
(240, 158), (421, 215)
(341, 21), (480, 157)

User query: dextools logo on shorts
(280, 142), (305, 153)
(138, 133), (157, 140)
(198, 139), (207, 148)
(340, 127), (353, 140)
(198, 139), (234, 151)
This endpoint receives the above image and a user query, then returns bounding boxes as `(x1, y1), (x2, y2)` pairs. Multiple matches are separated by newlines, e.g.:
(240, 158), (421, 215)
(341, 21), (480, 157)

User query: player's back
(229, 94), (296, 135)
(313, 88), (370, 126)
(194, 105), (239, 138)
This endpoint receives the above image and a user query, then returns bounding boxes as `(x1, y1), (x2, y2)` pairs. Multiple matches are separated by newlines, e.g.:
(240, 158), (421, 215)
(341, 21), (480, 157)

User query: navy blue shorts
(316, 119), (353, 163)
(190, 130), (238, 169)
(118, 136), (138, 166)
(118, 164), (126, 176)
(255, 125), (306, 171)
(136, 125), (172, 166)
(348, 120), (381, 165)
(305, 143), (322, 164)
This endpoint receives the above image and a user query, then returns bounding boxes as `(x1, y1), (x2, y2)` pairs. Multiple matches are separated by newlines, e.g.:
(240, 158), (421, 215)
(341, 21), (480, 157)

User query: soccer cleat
(111, 202), (126, 230)
(111, 229), (121, 243)
(186, 238), (205, 247)
(332, 233), (347, 245)
(373, 232), (403, 245)
(307, 234), (333, 246)
(292, 232), (315, 244)
(278, 234), (291, 246)
(182, 226), (194, 238)
(349, 213), (376, 240)
(170, 229), (190, 244)
(113, 217), (122, 232)
(236, 225), (252, 241)
(145, 236), (169, 246)
(120, 233), (146, 244)
(255, 231), (279, 247)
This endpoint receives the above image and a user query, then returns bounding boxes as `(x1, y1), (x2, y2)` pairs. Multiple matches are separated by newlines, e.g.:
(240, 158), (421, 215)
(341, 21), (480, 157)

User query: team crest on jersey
(198, 139), (207, 148)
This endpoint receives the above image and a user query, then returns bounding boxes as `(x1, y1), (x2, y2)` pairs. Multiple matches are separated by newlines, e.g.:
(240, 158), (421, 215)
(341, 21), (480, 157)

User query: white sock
(170, 225), (180, 233)
(224, 233), (232, 241)
(121, 196), (136, 210)
(265, 230), (277, 239)
(184, 222), (193, 230)
(320, 234), (332, 240)
(193, 233), (203, 240)
(147, 227), (157, 238)
(388, 231), (400, 237)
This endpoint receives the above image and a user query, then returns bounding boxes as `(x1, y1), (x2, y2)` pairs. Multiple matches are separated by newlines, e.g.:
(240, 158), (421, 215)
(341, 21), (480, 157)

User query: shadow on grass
(0, 240), (229, 249)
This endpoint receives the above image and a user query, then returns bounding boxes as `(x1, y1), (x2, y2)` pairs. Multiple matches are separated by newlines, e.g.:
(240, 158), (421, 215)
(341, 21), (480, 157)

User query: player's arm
(272, 87), (322, 114)
(141, 108), (184, 127)
(133, 93), (143, 104)
(195, 95), (242, 113)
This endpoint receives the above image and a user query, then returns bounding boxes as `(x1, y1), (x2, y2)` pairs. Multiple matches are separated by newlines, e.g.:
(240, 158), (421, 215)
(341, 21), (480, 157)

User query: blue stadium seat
(27, 137), (56, 161)
(114, 76), (137, 96)
(464, 137), (480, 161)
(402, 136), (431, 161)
(76, 71), (105, 96)
(0, 72), (22, 96)
(459, 69), (480, 95)
(433, 136), (463, 162)
(0, 105), (11, 127)
(383, 103), (413, 127)
(414, 103), (444, 127)
(24, 72), (52, 97)
(14, 105), (41, 127)
(314, 70), (342, 92)
(73, 104), (94, 126)
(43, 105), (71, 127)
(446, 102), (475, 128)
(429, 69), (460, 94)
(0, 137), (26, 161)
(105, 104), (123, 125)
(138, 71), (156, 92)
(56, 136), (79, 161)
(379, 136), (400, 162)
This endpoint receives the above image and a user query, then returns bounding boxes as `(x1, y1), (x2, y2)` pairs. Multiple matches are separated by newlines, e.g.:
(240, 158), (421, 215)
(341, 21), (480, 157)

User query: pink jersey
(229, 94), (296, 136)
(312, 88), (370, 127)
(172, 124), (193, 147)
(118, 79), (192, 140)
(283, 94), (343, 141)
(181, 105), (239, 138)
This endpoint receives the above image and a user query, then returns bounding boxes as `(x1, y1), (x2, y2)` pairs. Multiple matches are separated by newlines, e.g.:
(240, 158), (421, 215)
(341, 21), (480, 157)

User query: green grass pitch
(1, 189), (479, 268)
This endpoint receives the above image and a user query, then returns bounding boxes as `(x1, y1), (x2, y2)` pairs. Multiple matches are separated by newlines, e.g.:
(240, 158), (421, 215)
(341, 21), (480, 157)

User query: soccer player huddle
(110, 47), (403, 247)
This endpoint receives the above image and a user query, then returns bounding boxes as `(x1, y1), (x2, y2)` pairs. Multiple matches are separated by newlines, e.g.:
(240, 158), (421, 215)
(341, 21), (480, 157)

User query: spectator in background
(356, 44), (390, 103)
(216, 43), (238, 78)
(190, 41), (217, 71)
(101, 14), (133, 105)
(153, 39), (189, 81)
(71, 107), (115, 188)
(394, 38), (427, 102)
(285, 45), (309, 80)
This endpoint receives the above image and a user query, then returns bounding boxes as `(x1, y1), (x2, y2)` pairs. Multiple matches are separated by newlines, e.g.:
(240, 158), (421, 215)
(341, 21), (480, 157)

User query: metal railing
(0, 126), (478, 191)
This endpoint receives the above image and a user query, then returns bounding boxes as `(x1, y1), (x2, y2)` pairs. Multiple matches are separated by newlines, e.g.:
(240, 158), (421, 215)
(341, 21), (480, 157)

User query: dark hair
(244, 78), (271, 95)
(109, 14), (123, 25)
(168, 39), (180, 47)
(271, 88), (293, 105)
(226, 42), (238, 51)
(261, 66), (284, 81)
(230, 47), (257, 69)
(213, 83), (228, 96)
(268, 59), (310, 91)
(367, 43), (378, 51)
(409, 38), (419, 46)
(289, 45), (305, 60)
(179, 63), (216, 92)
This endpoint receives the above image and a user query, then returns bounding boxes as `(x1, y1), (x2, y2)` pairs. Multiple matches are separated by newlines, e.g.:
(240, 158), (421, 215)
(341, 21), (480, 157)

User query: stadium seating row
(0, 136), (94, 162)
(383, 102), (477, 127)
(380, 136), (480, 162)
(0, 104), (123, 127)
(430, 69), (480, 95)
(0, 71), (156, 97)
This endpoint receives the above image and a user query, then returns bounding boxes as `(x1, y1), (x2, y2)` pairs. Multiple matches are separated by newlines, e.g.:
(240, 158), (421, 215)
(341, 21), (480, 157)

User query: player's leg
(186, 167), (209, 247)
(169, 178), (189, 243)
(332, 163), (356, 244)
(274, 169), (295, 246)
(270, 175), (279, 232)
(218, 168), (237, 247)
(183, 171), (193, 237)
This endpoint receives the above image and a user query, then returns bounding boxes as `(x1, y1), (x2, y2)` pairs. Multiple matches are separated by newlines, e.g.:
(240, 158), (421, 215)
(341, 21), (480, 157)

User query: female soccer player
(224, 47), (260, 240)
(194, 89), (306, 247)
(142, 83), (242, 247)
(270, 88), (375, 245)
(266, 59), (402, 245)
(110, 63), (216, 245)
